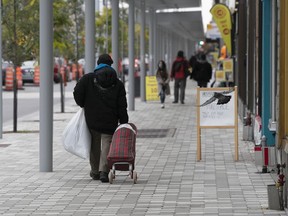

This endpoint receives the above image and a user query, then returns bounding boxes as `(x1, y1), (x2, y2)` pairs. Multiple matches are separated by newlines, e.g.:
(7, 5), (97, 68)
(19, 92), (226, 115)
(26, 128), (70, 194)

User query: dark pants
(197, 81), (208, 88)
(174, 78), (186, 103)
(160, 85), (166, 103)
(89, 129), (113, 173)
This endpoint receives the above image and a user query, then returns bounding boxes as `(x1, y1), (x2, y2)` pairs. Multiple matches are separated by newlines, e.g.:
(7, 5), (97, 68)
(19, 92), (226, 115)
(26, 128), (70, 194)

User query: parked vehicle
(21, 66), (34, 85)
(21, 60), (37, 68)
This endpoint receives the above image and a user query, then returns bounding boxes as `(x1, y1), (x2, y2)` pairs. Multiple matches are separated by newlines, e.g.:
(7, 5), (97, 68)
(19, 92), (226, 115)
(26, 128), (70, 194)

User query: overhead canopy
(132, 0), (205, 41)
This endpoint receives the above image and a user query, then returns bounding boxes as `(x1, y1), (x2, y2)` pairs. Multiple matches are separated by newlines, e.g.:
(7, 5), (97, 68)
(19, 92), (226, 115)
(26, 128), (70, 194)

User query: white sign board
(197, 87), (238, 161)
(199, 90), (235, 127)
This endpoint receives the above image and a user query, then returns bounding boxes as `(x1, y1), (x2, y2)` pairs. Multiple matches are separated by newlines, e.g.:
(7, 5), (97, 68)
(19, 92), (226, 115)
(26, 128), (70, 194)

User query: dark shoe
(90, 171), (100, 180)
(181, 101), (185, 104)
(100, 172), (109, 183)
(172, 101), (178, 104)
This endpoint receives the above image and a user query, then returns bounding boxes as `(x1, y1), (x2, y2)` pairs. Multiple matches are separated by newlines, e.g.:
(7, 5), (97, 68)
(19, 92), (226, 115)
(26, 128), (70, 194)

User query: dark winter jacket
(171, 57), (189, 79)
(191, 60), (212, 82)
(73, 64), (128, 135)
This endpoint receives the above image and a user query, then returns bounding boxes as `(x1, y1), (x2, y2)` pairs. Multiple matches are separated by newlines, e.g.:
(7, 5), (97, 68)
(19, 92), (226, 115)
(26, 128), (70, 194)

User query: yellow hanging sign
(210, 4), (232, 56)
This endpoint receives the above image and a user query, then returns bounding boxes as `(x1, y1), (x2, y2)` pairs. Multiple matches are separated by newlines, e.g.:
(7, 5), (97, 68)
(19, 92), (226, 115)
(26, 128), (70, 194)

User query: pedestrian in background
(156, 60), (170, 109)
(190, 53), (212, 88)
(73, 54), (129, 183)
(170, 50), (189, 104)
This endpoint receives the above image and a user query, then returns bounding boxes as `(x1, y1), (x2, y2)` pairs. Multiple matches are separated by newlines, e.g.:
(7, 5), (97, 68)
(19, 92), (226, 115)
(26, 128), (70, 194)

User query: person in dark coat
(190, 53), (212, 88)
(73, 54), (129, 182)
(170, 50), (189, 104)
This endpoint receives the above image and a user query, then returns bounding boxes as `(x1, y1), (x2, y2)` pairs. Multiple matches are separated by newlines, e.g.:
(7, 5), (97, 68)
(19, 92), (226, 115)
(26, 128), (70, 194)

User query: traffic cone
(34, 66), (40, 86)
(5, 67), (13, 91)
(16, 67), (24, 90)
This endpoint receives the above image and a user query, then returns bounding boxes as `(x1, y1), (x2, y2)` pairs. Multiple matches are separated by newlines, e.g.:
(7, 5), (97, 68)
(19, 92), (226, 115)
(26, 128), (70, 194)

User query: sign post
(197, 86), (238, 161)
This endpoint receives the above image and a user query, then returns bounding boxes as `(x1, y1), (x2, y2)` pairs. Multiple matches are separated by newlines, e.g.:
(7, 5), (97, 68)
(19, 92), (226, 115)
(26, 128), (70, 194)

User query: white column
(85, 0), (95, 73)
(148, 8), (154, 75)
(39, 0), (53, 172)
(111, 0), (119, 74)
(140, 0), (146, 101)
(128, 0), (135, 111)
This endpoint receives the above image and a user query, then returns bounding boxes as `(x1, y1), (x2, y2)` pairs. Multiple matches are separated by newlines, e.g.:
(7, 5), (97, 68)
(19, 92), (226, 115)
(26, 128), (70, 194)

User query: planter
(267, 184), (281, 210)
(243, 125), (253, 141)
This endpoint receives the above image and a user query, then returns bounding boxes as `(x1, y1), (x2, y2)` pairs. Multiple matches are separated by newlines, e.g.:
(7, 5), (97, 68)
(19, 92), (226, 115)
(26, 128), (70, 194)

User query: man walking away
(190, 53), (212, 88)
(170, 50), (189, 104)
(73, 54), (129, 183)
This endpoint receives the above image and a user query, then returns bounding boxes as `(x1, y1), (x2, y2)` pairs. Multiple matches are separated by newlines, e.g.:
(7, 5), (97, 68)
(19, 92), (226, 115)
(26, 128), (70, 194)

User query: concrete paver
(0, 80), (287, 215)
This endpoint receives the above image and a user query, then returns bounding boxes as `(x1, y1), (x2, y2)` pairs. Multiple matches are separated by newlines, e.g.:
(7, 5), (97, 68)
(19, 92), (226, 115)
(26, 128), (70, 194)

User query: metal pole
(75, 1), (79, 81)
(60, 75), (64, 113)
(111, 0), (119, 74)
(128, 0), (135, 111)
(261, 135), (268, 173)
(0, 0), (3, 138)
(85, 0), (95, 73)
(120, 0), (125, 82)
(105, 0), (109, 53)
(39, 0), (53, 172)
(140, 0), (146, 101)
(13, 0), (18, 132)
(152, 10), (157, 73)
(148, 8), (153, 75)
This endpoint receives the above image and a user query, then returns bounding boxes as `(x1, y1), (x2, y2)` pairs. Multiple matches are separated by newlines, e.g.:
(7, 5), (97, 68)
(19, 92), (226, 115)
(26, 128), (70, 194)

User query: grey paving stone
(0, 81), (287, 215)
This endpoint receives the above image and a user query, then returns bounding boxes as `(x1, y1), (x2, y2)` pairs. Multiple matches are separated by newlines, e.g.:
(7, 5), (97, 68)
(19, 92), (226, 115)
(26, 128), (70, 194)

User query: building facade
(227, 0), (288, 208)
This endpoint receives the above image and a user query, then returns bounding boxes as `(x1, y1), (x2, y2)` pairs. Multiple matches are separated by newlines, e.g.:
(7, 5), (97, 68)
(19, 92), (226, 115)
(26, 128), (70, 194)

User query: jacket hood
(94, 64), (118, 88)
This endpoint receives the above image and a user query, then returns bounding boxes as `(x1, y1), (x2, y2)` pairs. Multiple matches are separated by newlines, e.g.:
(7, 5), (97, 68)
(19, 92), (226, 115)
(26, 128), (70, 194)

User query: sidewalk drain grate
(137, 128), (176, 138)
(0, 144), (11, 148)
(3, 130), (39, 134)
(23, 119), (66, 122)
(55, 112), (76, 114)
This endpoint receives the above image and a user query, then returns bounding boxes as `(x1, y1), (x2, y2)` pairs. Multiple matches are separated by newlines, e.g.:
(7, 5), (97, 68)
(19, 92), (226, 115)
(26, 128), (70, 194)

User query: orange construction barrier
(5, 67), (13, 91)
(34, 66), (40, 85)
(16, 67), (23, 90)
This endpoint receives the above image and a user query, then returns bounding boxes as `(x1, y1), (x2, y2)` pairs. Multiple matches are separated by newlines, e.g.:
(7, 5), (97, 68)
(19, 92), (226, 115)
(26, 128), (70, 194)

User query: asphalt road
(1, 81), (76, 124)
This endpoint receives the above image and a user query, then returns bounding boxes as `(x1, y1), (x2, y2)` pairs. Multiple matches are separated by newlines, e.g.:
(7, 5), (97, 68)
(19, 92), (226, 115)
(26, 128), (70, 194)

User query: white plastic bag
(115, 123), (136, 134)
(62, 108), (91, 159)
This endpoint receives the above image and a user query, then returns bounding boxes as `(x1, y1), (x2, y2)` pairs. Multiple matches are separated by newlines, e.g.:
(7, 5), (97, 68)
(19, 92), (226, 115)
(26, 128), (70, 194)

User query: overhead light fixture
(156, 7), (201, 13)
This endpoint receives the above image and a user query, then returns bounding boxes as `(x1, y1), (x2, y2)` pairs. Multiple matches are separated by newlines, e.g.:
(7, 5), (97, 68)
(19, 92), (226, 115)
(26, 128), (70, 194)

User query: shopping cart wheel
(133, 171), (137, 184)
(112, 165), (116, 177)
(109, 171), (114, 184)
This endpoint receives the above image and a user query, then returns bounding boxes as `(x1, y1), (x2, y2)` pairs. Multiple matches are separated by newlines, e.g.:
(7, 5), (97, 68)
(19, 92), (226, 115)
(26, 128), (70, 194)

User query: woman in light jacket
(156, 60), (170, 108)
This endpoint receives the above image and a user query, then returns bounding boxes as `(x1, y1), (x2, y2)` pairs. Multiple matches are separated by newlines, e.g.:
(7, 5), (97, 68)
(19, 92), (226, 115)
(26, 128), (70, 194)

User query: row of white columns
(39, 0), (196, 172)
(111, 1), (196, 111)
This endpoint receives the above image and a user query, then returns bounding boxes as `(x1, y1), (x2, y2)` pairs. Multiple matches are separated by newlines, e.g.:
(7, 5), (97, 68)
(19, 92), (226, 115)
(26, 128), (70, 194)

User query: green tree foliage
(1, 0), (82, 65)
(1, 0), (39, 65)
(1, 1), (147, 66)
(95, 6), (148, 60)
(61, 0), (85, 62)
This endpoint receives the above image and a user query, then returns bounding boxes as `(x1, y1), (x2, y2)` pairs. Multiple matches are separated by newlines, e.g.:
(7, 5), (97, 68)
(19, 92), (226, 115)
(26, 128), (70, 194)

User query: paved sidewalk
(0, 80), (287, 215)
